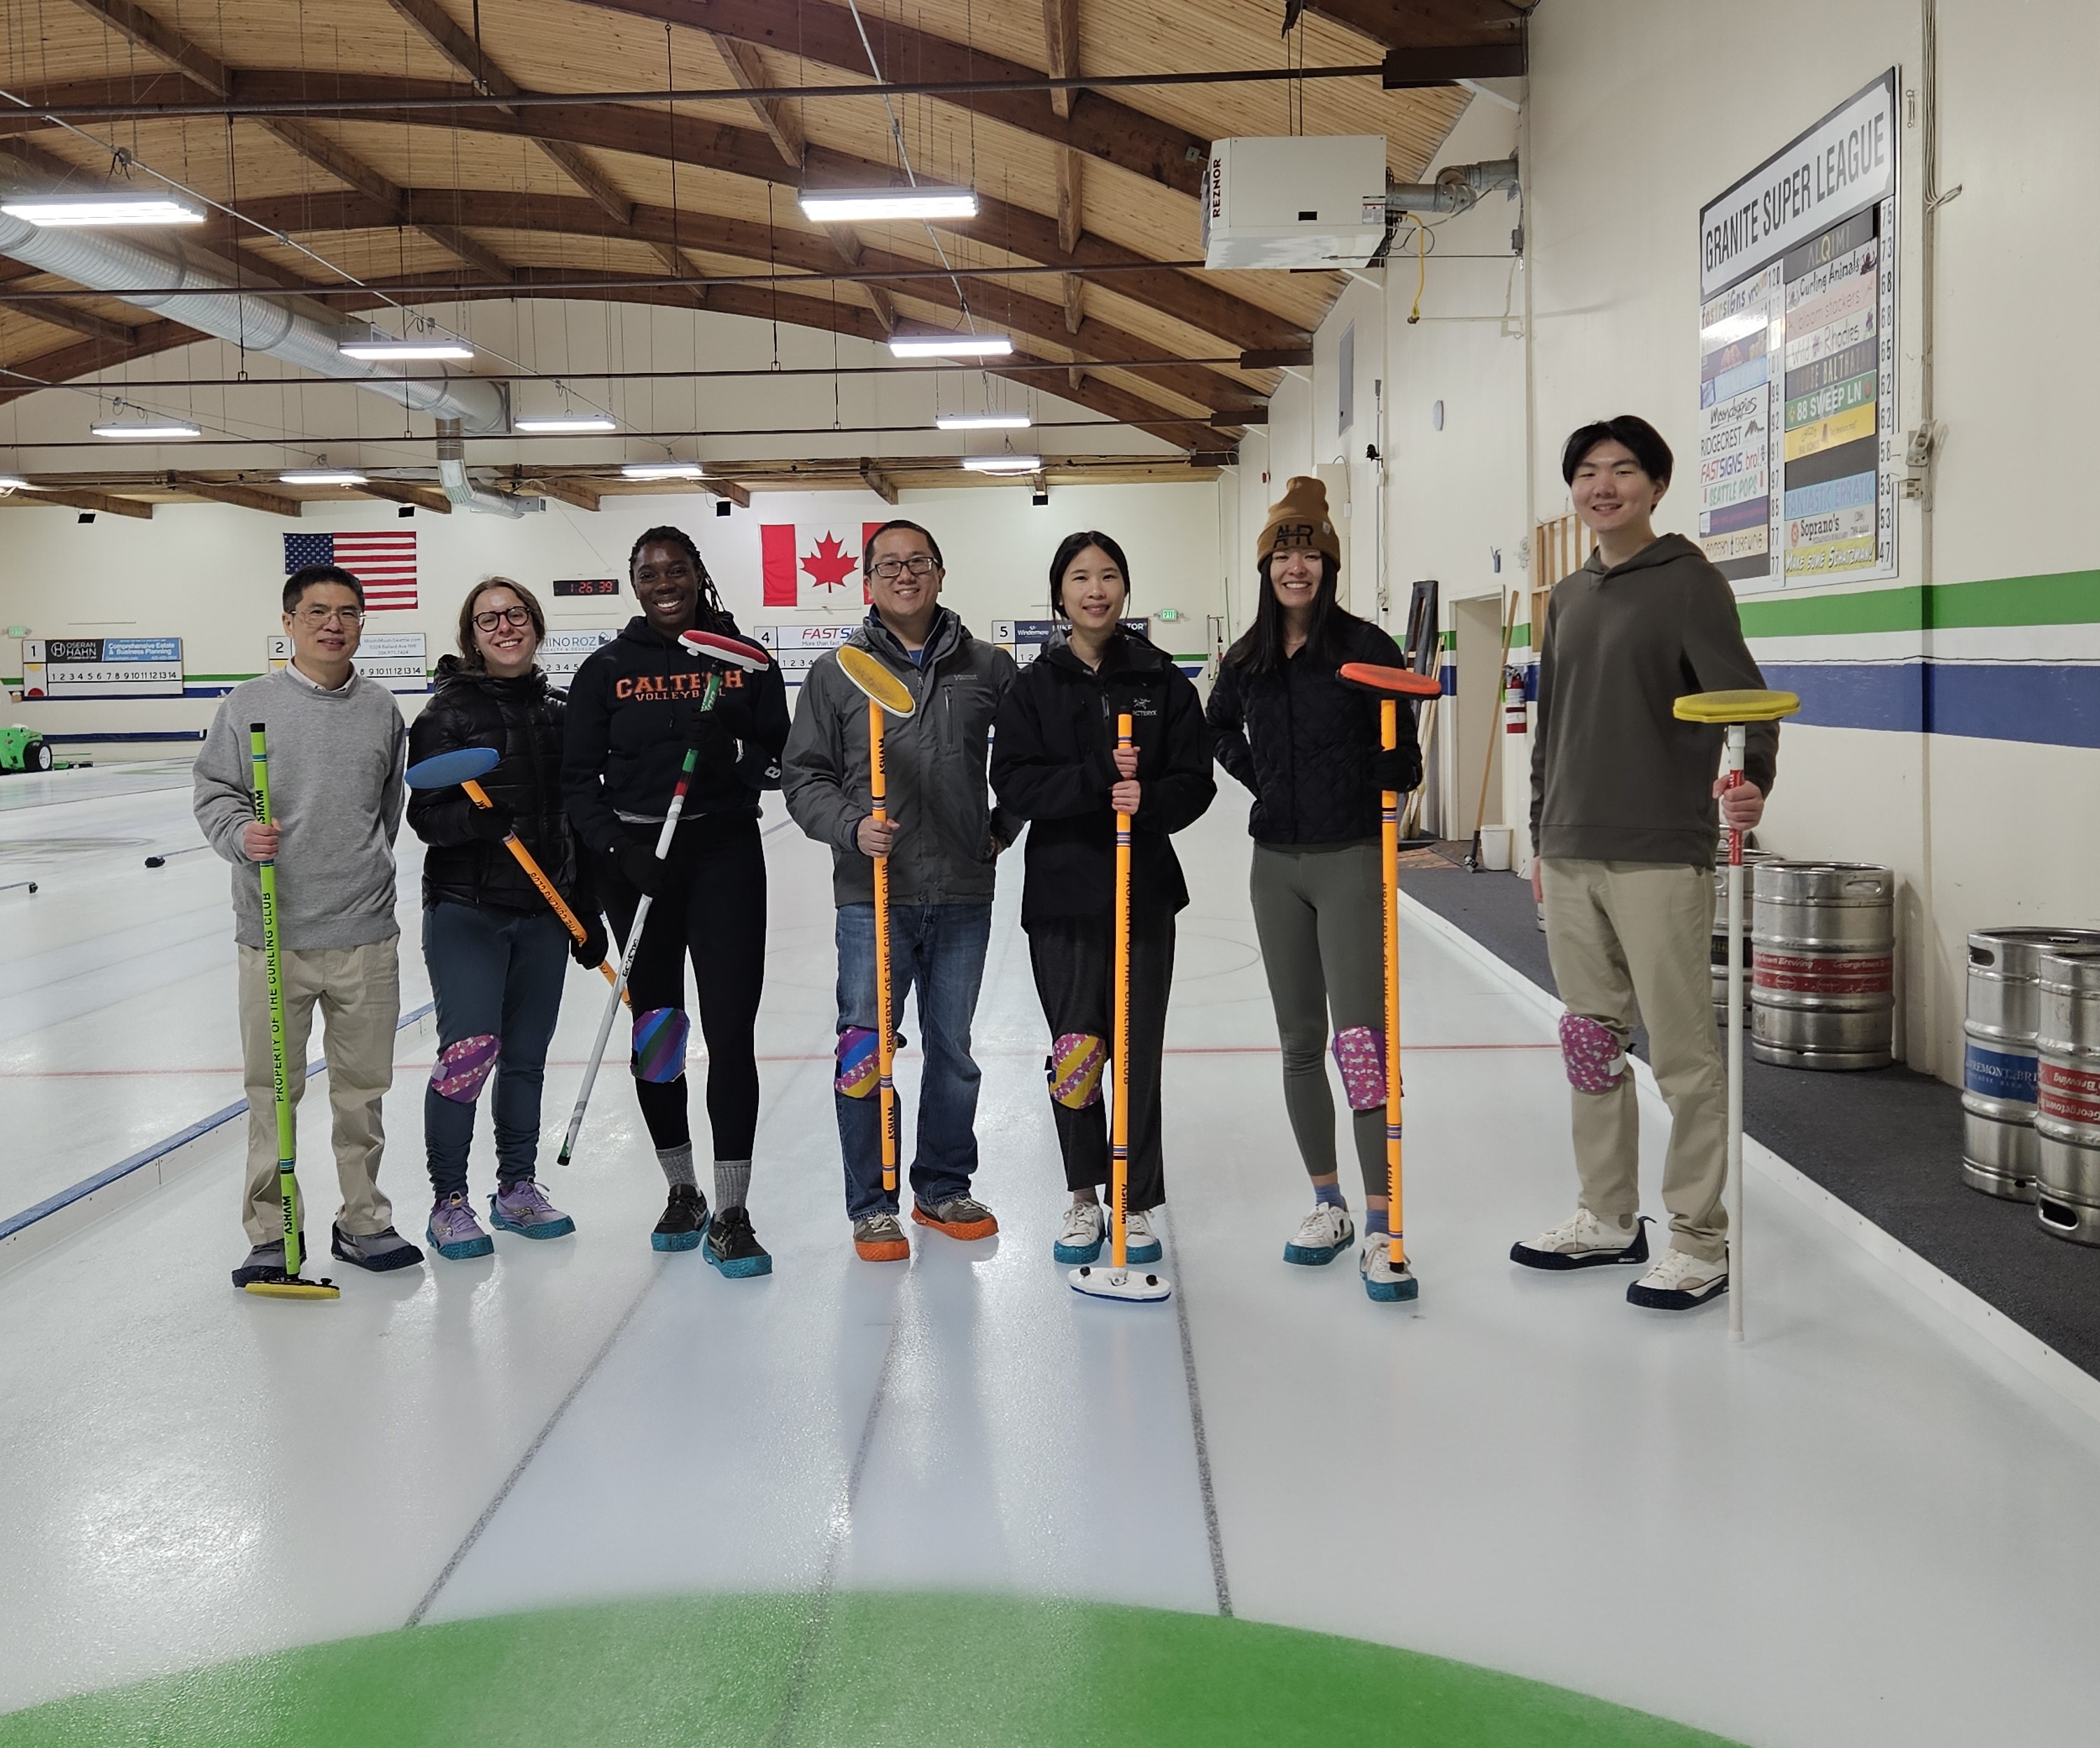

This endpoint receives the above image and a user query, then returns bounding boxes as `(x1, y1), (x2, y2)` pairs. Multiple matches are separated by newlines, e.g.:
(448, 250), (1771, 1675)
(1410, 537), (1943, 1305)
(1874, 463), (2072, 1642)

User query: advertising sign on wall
(267, 631), (428, 692)
(540, 629), (619, 680)
(21, 637), (183, 697)
(755, 623), (858, 683)
(1696, 69), (1899, 591)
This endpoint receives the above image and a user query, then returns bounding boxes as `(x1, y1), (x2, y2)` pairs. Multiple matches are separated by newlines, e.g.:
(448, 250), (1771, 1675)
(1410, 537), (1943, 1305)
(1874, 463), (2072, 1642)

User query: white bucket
(1478, 825), (1512, 872)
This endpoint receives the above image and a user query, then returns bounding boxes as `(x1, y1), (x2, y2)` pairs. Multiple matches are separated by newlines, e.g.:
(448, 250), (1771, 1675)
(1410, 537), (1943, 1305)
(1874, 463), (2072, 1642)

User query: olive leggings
(1249, 839), (1387, 1201)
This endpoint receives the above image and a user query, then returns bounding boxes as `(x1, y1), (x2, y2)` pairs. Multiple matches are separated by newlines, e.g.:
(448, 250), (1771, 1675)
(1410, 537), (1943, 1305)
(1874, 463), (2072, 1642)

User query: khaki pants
(1539, 859), (1728, 1261)
(237, 937), (401, 1246)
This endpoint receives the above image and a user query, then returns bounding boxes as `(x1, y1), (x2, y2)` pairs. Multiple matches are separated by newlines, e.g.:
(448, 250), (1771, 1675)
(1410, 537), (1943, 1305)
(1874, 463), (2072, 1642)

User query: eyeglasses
(473, 606), (533, 631)
(869, 554), (940, 580)
(296, 605), (365, 626)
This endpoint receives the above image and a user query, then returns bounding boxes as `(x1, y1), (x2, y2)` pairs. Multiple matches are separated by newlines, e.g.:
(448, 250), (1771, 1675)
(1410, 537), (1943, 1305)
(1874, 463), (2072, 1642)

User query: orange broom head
(1339, 661), (1442, 699)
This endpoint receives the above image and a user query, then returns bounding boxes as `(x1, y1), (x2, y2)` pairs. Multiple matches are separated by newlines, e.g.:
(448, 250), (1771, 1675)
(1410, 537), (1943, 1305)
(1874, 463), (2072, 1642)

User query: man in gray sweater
(783, 519), (1018, 1262)
(1513, 417), (1779, 1312)
(195, 562), (421, 1286)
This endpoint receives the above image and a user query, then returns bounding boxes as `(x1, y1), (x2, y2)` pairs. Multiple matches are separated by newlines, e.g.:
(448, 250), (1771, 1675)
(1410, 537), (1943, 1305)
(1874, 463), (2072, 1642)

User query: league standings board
(1697, 69), (1900, 591)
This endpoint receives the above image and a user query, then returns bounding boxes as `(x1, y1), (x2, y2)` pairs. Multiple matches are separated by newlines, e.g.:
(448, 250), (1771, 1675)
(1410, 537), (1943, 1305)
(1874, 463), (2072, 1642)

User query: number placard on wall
(1697, 69), (1898, 592)
(21, 637), (183, 697)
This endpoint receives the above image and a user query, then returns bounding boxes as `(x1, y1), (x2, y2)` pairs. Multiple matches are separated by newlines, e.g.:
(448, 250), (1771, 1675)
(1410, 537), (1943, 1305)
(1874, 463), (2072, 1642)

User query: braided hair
(629, 524), (729, 632)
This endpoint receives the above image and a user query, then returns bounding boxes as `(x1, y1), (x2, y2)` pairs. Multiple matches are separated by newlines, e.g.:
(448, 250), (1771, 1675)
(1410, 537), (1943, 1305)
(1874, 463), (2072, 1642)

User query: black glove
(1368, 746), (1422, 795)
(465, 797), (515, 842)
(691, 711), (739, 779)
(615, 840), (667, 898)
(569, 910), (609, 969)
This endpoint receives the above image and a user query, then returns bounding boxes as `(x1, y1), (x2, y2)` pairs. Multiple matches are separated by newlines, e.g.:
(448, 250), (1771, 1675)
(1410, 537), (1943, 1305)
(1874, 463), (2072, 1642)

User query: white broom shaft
(1724, 723), (1746, 1342)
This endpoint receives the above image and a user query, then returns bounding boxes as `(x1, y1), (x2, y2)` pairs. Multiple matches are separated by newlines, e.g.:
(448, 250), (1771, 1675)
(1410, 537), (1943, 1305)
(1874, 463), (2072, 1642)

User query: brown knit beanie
(1257, 475), (1342, 568)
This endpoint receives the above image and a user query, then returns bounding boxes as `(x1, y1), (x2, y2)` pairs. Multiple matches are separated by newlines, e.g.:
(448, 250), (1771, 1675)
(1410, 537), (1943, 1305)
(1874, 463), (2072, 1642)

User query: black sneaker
(652, 1183), (708, 1253)
(330, 1224), (425, 1272)
(704, 1206), (773, 1278)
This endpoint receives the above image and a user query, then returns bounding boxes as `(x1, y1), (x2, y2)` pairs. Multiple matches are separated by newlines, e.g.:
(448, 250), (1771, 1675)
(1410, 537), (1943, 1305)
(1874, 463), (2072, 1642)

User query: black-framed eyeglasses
(869, 554), (939, 580)
(473, 606), (533, 631)
(297, 604), (365, 626)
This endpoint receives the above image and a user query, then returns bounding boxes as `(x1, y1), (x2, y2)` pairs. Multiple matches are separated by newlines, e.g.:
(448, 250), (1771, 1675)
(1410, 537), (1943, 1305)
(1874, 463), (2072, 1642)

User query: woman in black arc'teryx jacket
(409, 577), (602, 1263)
(990, 530), (1214, 1267)
(1205, 475), (1424, 1299)
(560, 524), (791, 1276)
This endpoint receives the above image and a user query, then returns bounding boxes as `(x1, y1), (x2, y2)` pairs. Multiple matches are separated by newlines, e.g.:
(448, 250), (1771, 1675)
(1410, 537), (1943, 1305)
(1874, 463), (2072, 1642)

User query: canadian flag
(761, 522), (890, 608)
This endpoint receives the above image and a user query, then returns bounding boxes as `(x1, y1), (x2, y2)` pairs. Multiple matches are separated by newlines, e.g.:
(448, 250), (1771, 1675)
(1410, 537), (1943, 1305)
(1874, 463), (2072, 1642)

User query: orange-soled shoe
(854, 1212), (911, 1261)
(911, 1196), (999, 1241)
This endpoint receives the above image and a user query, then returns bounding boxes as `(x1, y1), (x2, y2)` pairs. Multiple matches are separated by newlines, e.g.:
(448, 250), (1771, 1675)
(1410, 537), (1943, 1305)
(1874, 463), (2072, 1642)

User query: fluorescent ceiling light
(889, 334), (1013, 359)
(339, 338), (475, 361)
(800, 186), (978, 223)
(514, 414), (617, 433)
(279, 468), (369, 486)
(937, 412), (1032, 431)
(962, 454), (1041, 473)
(92, 420), (201, 440)
(620, 461), (705, 480)
(1, 195), (204, 226)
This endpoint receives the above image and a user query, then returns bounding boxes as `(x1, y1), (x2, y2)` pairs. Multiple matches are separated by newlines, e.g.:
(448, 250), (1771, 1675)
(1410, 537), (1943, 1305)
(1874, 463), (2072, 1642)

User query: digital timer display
(552, 578), (622, 597)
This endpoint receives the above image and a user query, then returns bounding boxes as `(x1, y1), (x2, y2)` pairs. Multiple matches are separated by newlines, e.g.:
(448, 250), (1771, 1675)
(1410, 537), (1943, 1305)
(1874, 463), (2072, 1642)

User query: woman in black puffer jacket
(1205, 477), (1424, 1297)
(408, 576), (604, 1263)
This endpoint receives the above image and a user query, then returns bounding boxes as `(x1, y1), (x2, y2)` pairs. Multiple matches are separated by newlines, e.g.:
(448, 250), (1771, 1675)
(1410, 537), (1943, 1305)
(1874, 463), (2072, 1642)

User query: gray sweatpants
(1249, 840), (1387, 1201)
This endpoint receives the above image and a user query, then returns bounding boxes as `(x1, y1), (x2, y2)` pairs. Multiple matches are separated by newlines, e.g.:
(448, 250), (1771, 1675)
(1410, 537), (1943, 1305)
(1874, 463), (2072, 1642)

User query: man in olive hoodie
(1513, 417), (1778, 1312)
(782, 519), (1018, 1261)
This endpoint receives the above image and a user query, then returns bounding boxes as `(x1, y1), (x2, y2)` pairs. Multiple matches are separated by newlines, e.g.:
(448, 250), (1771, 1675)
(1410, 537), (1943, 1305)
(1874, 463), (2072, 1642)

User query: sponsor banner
(1785, 433), (1879, 493)
(1785, 237), (1877, 307)
(1006, 618), (1147, 668)
(1784, 337), (1879, 401)
(267, 631), (427, 692)
(1700, 354), (1769, 407)
(1699, 409), (1766, 458)
(1784, 270), (1877, 344)
(1786, 503), (1876, 547)
(20, 636), (183, 697)
(1706, 472), (1769, 511)
(1702, 526), (1770, 563)
(540, 628), (619, 680)
(1783, 400), (1877, 462)
(1699, 71), (1896, 299)
(1782, 207), (1877, 284)
(1701, 449), (1768, 491)
(1700, 326), (1769, 383)
(1784, 303), (1877, 369)
(1704, 387), (1766, 434)
(1784, 368), (1877, 429)
(1701, 496), (1771, 537)
(1784, 533), (1879, 577)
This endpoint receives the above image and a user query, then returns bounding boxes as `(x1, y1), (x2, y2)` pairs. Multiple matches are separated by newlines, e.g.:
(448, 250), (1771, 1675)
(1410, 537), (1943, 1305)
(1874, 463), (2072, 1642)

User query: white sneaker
(1510, 1208), (1649, 1271)
(1121, 1207), (1163, 1264)
(1627, 1247), (1728, 1310)
(1284, 1203), (1355, 1266)
(1359, 1234), (1418, 1303)
(1053, 1200), (1104, 1265)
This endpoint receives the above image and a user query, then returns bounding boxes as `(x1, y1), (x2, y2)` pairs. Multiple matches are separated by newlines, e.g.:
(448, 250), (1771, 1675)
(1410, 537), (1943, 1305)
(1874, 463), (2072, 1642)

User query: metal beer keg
(1712, 850), (1776, 1025)
(2033, 947), (2100, 1245)
(1749, 862), (1895, 1070)
(1961, 928), (2100, 1201)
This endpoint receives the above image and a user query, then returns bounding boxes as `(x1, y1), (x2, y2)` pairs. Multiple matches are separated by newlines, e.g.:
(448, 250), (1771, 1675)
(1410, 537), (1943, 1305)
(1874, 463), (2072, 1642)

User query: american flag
(284, 531), (418, 611)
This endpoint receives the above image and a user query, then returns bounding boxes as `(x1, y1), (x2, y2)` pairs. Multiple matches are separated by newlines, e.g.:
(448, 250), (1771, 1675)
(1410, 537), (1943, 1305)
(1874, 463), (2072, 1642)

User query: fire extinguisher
(1503, 665), (1528, 736)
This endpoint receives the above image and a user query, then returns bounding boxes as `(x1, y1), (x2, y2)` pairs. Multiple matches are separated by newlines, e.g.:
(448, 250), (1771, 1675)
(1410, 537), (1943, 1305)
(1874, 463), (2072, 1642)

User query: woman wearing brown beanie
(1206, 476), (1425, 1299)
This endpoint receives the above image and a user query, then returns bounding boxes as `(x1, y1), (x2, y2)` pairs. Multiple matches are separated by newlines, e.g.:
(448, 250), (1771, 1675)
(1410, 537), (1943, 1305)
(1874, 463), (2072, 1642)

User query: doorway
(1450, 592), (1507, 842)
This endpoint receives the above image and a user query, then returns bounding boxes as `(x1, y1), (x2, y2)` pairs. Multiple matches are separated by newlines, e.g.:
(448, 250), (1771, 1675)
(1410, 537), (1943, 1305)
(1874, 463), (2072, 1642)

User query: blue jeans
(834, 902), (993, 1219)
(422, 901), (570, 1197)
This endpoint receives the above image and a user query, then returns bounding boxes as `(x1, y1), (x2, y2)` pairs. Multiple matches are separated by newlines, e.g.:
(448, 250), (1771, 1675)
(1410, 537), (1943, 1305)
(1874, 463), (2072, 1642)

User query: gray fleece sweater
(193, 665), (407, 949)
(1528, 533), (1779, 867)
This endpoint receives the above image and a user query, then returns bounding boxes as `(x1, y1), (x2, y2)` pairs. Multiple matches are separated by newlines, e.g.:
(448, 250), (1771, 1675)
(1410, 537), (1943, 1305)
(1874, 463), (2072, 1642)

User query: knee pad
(430, 1034), (500, 1103)
(632, 1007), (690, 1084)
(1560, 1012), (1627, 1093)
(1331, 1026), (1387, 1112)
(1047, 1033), (1106, 1110)
(835, 1026), (879, 1099)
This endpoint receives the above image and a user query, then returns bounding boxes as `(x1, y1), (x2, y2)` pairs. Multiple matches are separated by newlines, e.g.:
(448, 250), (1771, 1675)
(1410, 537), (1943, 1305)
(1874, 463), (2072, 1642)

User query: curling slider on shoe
(428, 1193), (494, 1260)
(330, 1223), (424, 1273)
(704, 1206), (773, 1278)
(1627, 1247), (1729, 1311)
(1053, 1199), (1105, 1265)
(912, 1196), (999, 1240)
(652, 1182), (708, 1252)
(489, 1180), (575, 1240)
(1284, 1203), (1356, 1266)
(1511, 1210), (1651, 1271)
(1360, 1237), (1419, 1303)
(854, 1212), (911, 1261)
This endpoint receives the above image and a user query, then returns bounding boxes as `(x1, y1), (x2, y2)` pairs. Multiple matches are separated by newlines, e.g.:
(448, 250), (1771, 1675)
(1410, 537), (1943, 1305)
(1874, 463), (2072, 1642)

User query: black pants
(597, 812), (766, 1161)
(1027, 912), (1175, 1211)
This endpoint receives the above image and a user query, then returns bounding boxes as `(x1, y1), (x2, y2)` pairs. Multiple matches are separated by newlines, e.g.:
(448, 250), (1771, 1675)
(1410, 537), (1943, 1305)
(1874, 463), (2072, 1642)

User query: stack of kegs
(1711, 849), (1777, 1026)
(1749, 862), (1896, 1070)
(2034, 945), (2100, 1245)
(1959, 928), (2100, 1203)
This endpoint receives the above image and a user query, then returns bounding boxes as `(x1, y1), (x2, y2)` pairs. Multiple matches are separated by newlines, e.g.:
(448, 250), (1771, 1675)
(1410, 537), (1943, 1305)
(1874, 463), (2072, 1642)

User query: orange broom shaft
(462, 777), (626, 1005)
(1112, 713), (1133, 1273)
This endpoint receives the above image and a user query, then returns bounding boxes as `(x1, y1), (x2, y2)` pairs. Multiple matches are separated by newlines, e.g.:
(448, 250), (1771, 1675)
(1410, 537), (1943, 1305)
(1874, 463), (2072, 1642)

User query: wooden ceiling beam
(575, 0), (1208, 197)
(0, 485), (153, 517)
(164, 471), (302, 515)
(0, 319), (198, 406)
(710, 32), (804, 167)
(11, 298), (135, 345)
(348, 478), (452, 514)
(708, 477), (752, 508)
(1290, 0), (1525, 50)
(524, 475), (602, 511)
(858, 459), (898, 505)
(1042, 0), (1079, 122)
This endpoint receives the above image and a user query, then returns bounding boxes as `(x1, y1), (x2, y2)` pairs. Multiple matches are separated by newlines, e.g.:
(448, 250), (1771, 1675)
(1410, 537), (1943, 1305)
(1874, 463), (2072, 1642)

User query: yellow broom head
(1673, 687), (1801, 725)
(837, 646), (915, 718)
(244, 1277), (341, 1300)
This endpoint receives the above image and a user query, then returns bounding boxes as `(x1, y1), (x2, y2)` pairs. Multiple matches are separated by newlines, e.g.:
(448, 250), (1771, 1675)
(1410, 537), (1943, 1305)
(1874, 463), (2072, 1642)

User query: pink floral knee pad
(1331, 1026), (1387, 1112)
(1559, 1013), (1626, 1092)
(1048, 1033), (1106, 1110)
(430, 1034), (500, 1103)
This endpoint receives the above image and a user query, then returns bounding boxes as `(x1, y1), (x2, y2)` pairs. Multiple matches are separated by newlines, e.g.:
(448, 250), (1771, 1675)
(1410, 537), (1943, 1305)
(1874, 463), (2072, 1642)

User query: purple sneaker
(490, 1180), (576, 1240)
(427, 1193), (493, 1261)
